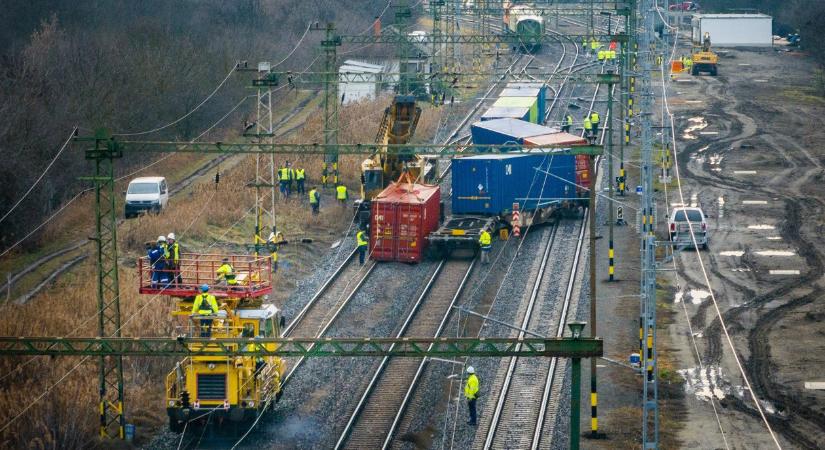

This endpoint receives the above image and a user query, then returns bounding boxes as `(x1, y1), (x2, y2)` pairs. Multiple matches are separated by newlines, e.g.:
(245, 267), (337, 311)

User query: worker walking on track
(562, 113), (573, 133)
(356, 229), (369, 265)
(479, 228), (492, 264)
(583, 116), (594, 144)
(166, 232), (182, 285)
(309, 186), (320, 215)
(465, 366), (479, 426)
(336, 183), (348, 207)
(295, 165), (306, 195)
(192, 284), (219, 337)
(216, 257), (237, 286)
(590, 111), (600, 136)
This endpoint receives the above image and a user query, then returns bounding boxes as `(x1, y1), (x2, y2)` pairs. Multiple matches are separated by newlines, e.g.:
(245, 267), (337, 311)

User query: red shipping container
(370, 182), (441, 263)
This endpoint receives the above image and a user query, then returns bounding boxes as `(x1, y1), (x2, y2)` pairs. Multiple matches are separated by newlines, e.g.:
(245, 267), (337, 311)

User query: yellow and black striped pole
(647, 325), (654, 382)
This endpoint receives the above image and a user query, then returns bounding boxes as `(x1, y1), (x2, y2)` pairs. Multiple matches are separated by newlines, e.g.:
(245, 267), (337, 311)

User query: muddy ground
(661, 43), (825, 449)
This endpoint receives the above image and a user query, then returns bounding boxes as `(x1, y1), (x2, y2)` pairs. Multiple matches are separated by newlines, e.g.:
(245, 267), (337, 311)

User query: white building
(339, 60), (385, 105)
(691, 14), (773, 47)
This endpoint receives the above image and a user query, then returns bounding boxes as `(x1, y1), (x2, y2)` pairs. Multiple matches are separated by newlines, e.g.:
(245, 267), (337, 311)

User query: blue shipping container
(498, 87), (545, 123)
(471, 118), (557, 151)
(481, 106), (531, 122)
(451, 153), (577, 215)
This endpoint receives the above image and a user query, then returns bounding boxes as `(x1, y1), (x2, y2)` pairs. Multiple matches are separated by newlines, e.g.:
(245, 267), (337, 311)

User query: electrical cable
(0, 127), (77, 225)
(114, 66), (236, 137)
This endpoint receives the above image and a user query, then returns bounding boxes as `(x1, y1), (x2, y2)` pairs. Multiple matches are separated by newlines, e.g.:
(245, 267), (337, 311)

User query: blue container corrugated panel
(499, 87), (545, 123)
(451, 153), (577, 215)
(506, 82), (547, 121)
(470, 118), (556, 151)
(481, 106), (531, 122)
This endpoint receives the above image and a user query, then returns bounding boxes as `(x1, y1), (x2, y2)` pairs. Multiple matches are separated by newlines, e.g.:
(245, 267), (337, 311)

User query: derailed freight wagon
(429, 153), (578, 255)
(370, 182), (441, 263)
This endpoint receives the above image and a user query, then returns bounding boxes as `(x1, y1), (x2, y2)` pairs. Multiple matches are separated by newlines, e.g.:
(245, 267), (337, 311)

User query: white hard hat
(167, 232), (176, 240)
(466, 366), (475, 374)
(268, 232), (276, 241)
(157, 235), (166, 242)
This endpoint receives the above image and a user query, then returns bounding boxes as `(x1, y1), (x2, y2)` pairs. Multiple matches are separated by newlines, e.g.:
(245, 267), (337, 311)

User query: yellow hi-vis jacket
(356, 231), (368, 247)
(597, 50), (606, 61)
(479, 230), (492, 248)
(168, 242), (180, 264)
(464, 374), (479, 399)
(216, 263), (237, 285)
(584, 118), (592, 130)
(590, 112), (600, 124)
(192, 293), (219, 315)
(278, 167), (289, 181)
(590, 39), (599, 50)
(566, 115), (573, 126)
(295, 168), (305, 180)
(309, 188), (319, 204)
(336, 185), (348, 200)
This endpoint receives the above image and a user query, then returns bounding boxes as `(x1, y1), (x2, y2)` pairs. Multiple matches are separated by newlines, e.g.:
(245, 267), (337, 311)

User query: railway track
(335, 259), (475, 450)
(280, 249), (376, 384)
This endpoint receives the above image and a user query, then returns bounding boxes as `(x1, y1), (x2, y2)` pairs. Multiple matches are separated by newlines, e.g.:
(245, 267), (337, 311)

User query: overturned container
(370, 182), (441, 263)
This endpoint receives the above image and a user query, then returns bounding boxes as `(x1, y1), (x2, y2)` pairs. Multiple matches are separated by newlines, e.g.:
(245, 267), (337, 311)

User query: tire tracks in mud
(676, 75), (825, 447)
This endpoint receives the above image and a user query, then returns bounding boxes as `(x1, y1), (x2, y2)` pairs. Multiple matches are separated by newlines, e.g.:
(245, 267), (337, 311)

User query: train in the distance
(503, 1), (546, 53)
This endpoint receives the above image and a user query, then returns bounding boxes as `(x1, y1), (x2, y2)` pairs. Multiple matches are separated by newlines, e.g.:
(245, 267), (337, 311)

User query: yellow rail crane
(355, 95), (434, 226)
(691, 31), (718, 76)
(137, 253), (286, 432)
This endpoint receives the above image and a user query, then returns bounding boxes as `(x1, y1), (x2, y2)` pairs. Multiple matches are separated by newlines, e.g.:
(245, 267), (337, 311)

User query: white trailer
(691, 14), (772, 47)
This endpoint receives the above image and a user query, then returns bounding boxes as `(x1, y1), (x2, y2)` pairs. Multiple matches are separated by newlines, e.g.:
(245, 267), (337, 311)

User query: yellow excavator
(691, 32), (718, 76)
(355, 95), (432, 226)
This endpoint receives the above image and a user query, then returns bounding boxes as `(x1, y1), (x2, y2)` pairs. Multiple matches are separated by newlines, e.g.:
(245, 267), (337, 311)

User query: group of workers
(277, 161), (306, 197)
(147, 233), (181, 287)
(586, 38), (618, 62)
(679, 54), (694, 72)
(560, 111), (600, 144)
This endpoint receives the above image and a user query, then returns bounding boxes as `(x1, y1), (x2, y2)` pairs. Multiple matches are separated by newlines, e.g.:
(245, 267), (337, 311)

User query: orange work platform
(138, 253), (272, 298)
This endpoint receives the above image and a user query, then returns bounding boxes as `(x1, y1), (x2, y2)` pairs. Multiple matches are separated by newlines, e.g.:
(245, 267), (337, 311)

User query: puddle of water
(688, 289), (712, 304)
(679, 366), (727, 401)
(717, 196), (725, 218)
(685, 100), (703, 104)
(708, 154), (723, 166)
(769, 269), (800, 275)
(748, 224), (775, 230)
(719, 250), (745, 256)
(754, 250), (796, 256)
(674, 291), (684, 304)
(690, 193), (699, 207)
(731, 268), (752, 272)
(697, 145), (709, 153)
(767, 236), (782, 241)
(743, 200), (768, 205)
(699, 131), (719, 135)
(733, 170), (757, 175)
(754, 79), (769, 83)
(682, 116), (708, 140)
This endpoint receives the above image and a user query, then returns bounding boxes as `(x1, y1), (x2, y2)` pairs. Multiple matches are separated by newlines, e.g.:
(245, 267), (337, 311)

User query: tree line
(0, 0), (390, 250)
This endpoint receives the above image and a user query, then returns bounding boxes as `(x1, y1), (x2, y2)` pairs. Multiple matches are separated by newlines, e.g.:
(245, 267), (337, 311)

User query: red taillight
(670, 223), (675, 231)
(701, 223), (707, 231)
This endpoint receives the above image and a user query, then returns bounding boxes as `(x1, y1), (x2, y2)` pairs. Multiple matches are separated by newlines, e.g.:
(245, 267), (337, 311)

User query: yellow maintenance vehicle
(691, 31), (718, 76)
(355, 95), (434, 226)
(138, 253), (285, 432)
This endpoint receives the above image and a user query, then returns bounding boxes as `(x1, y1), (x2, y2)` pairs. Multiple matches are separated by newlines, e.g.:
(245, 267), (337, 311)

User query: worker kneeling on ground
(479, 228), (492, 264)
(356, 228), (369, 265)
(192, 284), (219, 337)
(216, 257), (237, 286)
(465, 366), (479, 426)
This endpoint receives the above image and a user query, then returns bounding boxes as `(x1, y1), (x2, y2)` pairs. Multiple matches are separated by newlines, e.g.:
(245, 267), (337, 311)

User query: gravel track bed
(237, 259), (437, 449)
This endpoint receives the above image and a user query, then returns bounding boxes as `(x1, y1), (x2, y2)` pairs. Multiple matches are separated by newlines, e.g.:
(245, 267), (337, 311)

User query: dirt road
(663, 46), (825, 449)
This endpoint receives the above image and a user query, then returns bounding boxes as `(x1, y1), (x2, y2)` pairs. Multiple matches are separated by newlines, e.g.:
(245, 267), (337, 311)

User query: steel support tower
(253, 62), (277, 254)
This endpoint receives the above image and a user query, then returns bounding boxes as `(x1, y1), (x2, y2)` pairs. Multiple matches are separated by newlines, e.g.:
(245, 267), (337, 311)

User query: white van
(125, 177), (169, 218)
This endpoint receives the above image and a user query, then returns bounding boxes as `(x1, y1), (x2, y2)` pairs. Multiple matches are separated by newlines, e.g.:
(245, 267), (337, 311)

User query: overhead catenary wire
(656, 7), (782, 448)
(114, 66), (236, 137)
(0, 127), (77, 225)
